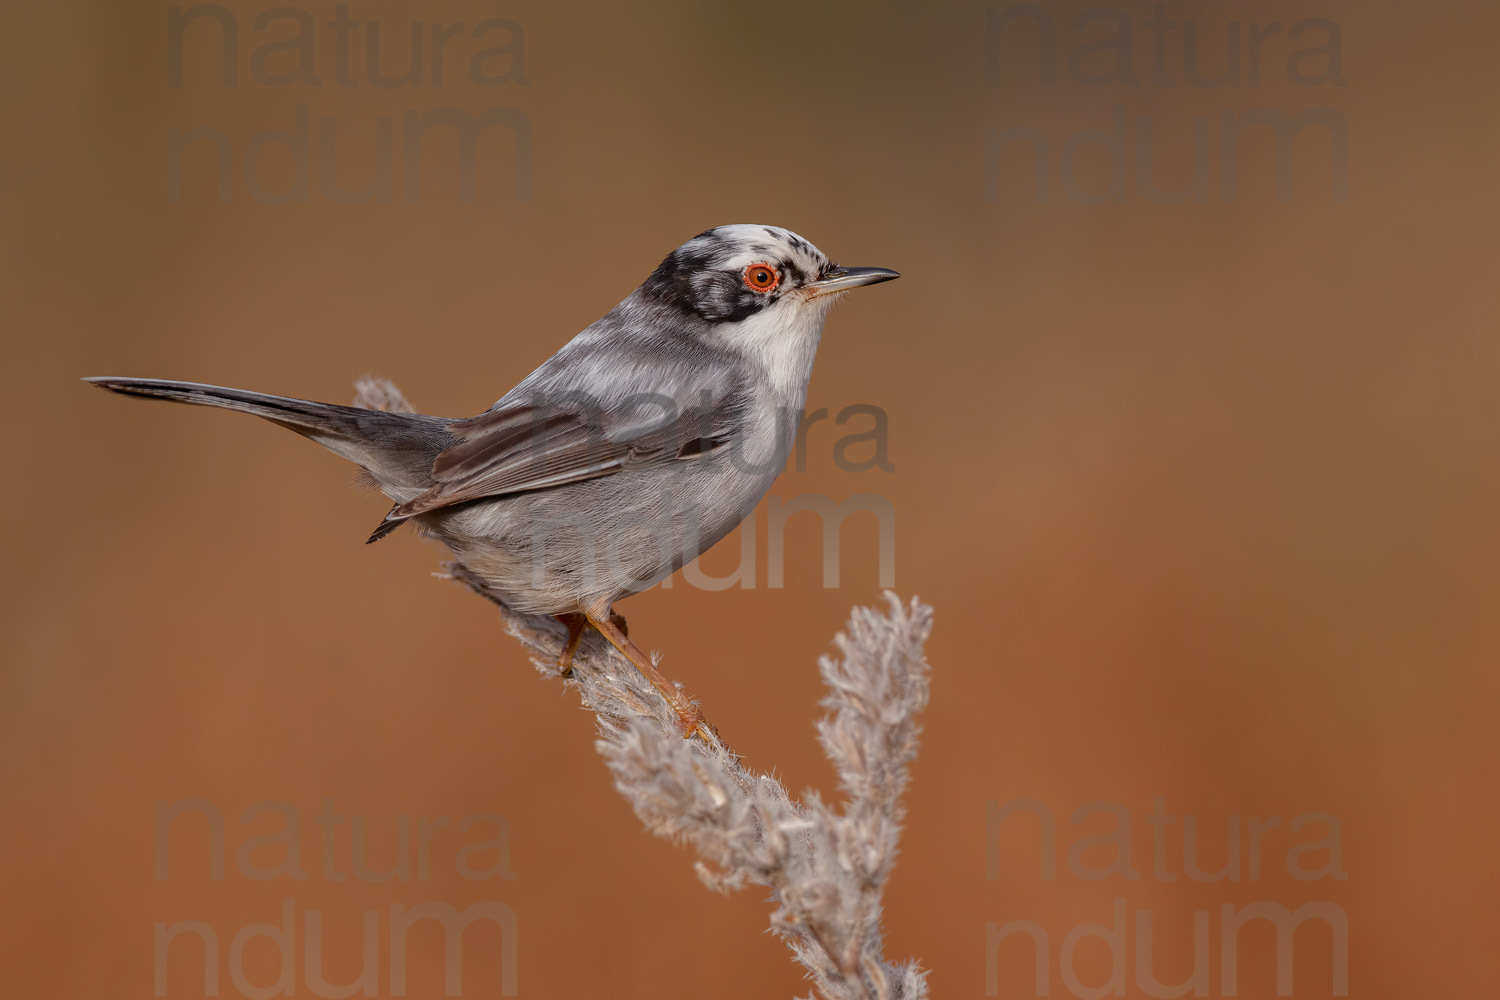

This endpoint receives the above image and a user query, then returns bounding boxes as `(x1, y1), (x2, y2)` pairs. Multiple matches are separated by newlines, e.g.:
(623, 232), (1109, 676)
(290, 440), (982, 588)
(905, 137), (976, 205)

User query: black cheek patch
(642, 233), (794, 324)
(693, 272), (771, 323)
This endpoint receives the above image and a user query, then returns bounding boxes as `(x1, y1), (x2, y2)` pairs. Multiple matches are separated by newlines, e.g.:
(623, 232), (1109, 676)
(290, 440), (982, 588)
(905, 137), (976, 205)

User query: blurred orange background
(3, 1), (1496, 996)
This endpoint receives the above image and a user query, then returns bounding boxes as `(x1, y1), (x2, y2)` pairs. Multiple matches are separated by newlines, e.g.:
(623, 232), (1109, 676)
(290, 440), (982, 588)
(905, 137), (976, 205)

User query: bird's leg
(584, 613), (711, 741)
(553, 613), (587, 676)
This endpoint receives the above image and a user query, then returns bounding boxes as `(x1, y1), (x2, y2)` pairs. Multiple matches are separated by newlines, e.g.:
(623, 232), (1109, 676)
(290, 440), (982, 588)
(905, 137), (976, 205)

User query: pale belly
(419, 458), (778, 615)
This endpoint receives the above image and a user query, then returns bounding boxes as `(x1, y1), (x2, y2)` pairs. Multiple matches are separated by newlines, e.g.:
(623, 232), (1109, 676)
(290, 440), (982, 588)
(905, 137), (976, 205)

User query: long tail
(84, 377), (452, 494)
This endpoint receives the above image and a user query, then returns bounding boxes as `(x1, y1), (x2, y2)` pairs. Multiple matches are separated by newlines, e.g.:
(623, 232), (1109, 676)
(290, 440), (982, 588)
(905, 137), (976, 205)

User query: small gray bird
(87, 225), (898, 735)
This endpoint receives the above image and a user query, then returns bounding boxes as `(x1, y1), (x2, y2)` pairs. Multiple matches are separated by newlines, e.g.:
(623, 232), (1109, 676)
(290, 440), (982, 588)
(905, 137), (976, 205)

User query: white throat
(721, 297), (836, 407)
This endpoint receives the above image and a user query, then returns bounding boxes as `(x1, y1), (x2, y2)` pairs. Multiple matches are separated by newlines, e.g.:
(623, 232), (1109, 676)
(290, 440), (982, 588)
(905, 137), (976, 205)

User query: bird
(86, 224), (899, 738)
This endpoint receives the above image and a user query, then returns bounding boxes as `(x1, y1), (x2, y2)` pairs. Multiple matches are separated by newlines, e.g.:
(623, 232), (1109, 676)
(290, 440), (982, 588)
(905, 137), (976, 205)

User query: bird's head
(640, 224), (899, 326)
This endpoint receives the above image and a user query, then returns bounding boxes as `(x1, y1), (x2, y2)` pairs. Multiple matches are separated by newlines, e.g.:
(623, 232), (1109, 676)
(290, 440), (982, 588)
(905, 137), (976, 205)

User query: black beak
(810, 266), (901, 293)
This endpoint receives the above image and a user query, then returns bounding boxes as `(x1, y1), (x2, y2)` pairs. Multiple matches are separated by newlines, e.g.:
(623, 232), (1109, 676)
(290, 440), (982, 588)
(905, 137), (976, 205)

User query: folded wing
(366, 386), (744, 542)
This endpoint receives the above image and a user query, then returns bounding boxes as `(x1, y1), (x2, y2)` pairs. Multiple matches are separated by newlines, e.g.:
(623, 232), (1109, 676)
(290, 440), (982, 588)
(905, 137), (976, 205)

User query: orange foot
(553, 613), (587, 677)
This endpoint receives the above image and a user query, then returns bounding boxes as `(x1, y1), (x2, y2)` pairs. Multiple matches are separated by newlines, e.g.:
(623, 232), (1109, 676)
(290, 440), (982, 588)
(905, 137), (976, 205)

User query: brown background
(2, 0), (1496, 996)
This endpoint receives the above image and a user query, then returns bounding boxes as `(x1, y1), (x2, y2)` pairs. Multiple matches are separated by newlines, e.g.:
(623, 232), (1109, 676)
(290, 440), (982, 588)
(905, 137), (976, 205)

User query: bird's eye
(743, 263), (780, 293)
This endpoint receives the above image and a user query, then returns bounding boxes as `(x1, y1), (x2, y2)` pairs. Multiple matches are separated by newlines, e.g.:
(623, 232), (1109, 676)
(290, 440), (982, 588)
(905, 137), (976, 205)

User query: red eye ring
(743, 263), (780, 293)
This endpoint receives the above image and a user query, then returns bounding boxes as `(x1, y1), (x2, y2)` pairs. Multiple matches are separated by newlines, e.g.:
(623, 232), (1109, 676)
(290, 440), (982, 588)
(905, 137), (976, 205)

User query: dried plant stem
(446, 564), (933, 1000)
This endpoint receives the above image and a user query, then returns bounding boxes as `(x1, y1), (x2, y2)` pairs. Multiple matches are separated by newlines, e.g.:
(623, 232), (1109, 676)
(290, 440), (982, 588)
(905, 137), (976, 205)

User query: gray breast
(427, 383), (794, 614)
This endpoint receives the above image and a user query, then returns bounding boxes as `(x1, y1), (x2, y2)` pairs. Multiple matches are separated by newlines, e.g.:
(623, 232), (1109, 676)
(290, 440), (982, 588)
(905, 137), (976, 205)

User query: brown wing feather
(367, 394), (737, 540)
(395, 407), (622, 517)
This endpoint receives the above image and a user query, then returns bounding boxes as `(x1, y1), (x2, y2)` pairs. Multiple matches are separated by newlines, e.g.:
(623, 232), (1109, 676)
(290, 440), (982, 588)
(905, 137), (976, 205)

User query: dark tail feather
(83, 377), (371, 439)
(365, 507), (408, 544)
(84, 376), (453, 492)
